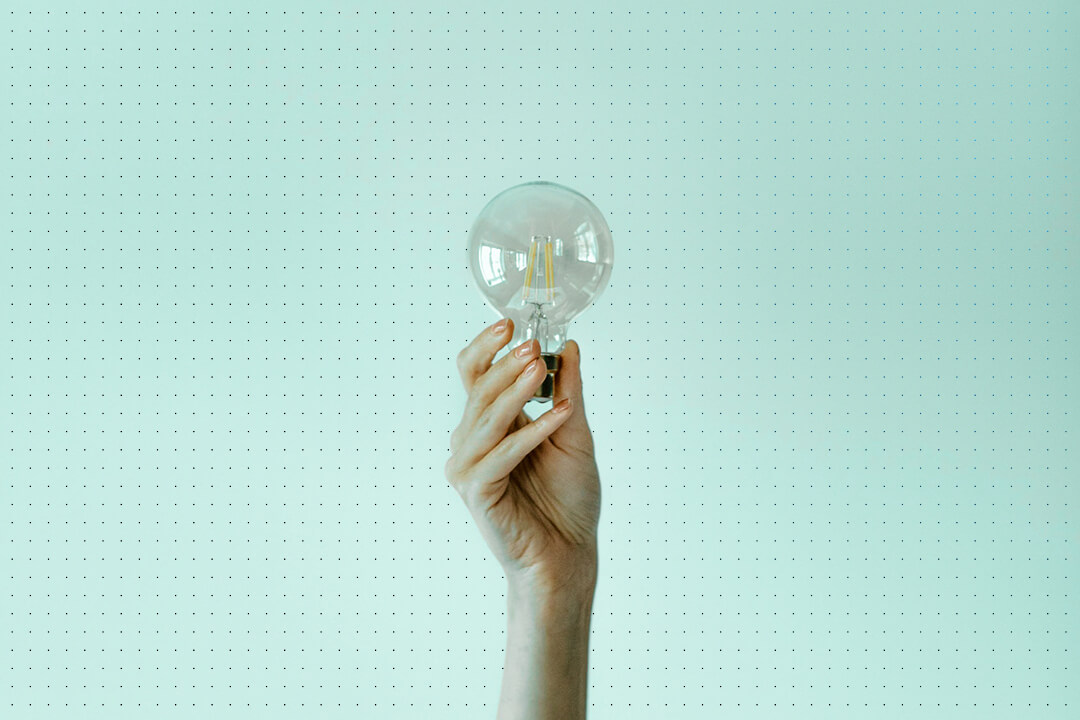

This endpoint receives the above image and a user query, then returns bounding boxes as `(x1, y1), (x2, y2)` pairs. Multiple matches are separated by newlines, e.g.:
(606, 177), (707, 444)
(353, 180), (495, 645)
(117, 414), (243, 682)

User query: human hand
(445, 318), (601, 598)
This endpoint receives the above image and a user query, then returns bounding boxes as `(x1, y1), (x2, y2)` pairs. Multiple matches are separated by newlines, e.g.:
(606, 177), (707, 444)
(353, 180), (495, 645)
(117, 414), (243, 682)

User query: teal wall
(3, 1), (1075, 717)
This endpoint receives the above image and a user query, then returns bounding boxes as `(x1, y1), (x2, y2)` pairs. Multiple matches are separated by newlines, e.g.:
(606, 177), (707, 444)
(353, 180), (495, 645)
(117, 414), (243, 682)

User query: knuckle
(491, 435), (515, 460)
(443, 455), (462, 483)
(474, 367), (498, 394)
(455, 349), (470, 372)
(475, 404), (500, 433)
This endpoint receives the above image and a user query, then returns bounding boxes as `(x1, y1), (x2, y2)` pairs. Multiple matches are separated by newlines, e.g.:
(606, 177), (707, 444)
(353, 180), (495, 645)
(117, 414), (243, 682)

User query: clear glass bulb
(468, 180), (614, 403)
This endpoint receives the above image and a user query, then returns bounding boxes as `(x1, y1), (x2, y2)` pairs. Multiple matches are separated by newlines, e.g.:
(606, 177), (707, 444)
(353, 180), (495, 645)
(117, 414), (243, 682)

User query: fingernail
(552, 398), (572, 413)
(491, 319), (509, 335)
(514, 339), (536, 358)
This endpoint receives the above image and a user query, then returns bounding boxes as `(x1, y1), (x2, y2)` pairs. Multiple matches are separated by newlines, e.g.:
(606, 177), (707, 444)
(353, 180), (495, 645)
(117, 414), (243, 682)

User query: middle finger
(452, 337), (539, 453)
(454, 351), (549, 470)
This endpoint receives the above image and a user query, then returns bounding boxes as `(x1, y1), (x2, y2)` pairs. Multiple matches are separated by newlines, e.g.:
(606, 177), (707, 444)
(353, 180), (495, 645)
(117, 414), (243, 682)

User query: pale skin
(445, 317), (602, 720)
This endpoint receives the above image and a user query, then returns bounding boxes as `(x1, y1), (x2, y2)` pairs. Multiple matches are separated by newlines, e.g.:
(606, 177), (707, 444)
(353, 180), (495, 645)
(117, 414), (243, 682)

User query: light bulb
(467, 181), (614, 403)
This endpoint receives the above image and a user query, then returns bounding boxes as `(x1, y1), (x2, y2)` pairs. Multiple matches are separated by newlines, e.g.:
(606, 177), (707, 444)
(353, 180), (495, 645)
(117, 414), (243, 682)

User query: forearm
(497, 579), (596, 720)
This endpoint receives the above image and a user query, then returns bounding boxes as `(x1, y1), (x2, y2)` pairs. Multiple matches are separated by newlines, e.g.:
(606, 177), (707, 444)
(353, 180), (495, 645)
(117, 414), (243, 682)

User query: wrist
(505, 549), (598, 606)
(507, 576), (595, 623)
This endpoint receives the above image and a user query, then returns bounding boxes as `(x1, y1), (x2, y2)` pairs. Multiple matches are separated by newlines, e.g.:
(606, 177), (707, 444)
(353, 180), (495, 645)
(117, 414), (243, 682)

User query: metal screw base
(530, 353), (561, 403)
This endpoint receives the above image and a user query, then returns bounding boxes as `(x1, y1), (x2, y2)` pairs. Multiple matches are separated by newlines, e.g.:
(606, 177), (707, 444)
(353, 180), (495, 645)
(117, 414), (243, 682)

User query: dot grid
(2, 2), (1076, 718)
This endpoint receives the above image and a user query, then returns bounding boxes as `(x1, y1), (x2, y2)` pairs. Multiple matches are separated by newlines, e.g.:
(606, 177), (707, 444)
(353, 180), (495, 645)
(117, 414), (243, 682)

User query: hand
(445, 319), (601, 597)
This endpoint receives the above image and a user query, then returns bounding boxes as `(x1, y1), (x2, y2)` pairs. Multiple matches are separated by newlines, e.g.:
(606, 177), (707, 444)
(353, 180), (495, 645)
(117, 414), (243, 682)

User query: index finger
(456, 318), (515, 393)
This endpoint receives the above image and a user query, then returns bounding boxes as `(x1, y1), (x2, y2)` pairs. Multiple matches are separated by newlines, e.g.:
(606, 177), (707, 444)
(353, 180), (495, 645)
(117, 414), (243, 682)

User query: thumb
(548, 339), (592, 450)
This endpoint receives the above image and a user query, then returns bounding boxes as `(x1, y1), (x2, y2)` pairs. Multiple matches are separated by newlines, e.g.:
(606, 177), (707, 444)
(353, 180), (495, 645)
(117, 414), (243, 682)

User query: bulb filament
(522, 235), (555, 306)
(521, 234), (556, 352)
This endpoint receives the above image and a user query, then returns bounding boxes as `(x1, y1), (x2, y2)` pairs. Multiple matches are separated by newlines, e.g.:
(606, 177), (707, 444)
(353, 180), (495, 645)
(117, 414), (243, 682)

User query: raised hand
(445, 318), (601, 596)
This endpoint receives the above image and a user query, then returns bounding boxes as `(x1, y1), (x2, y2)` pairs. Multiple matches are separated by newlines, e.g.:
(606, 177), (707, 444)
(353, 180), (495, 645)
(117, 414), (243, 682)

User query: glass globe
(467, 180), (614, 402)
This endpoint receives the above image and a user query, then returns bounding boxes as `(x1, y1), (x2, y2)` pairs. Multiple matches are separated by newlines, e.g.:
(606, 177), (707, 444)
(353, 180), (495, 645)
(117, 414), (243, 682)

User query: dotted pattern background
(3, 2), (1076, 718)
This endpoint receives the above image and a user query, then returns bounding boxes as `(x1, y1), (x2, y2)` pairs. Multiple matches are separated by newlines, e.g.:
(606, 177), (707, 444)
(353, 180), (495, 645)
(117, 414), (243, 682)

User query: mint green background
(3, 2), (1075, 718)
